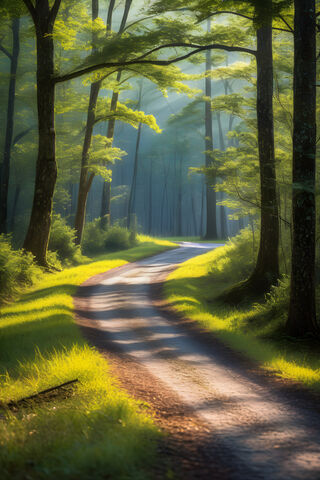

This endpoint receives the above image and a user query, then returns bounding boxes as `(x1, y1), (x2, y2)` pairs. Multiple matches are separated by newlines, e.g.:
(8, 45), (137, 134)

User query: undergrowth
(0, 235), (175, 480)
(164, 228), (320, 391)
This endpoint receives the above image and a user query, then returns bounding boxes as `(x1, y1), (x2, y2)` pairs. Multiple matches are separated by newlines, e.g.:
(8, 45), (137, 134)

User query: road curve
(75, 243), (320, 480)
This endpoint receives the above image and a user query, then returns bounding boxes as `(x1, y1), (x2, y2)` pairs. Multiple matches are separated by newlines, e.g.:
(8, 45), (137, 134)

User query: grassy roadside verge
(164, 237), (320, 392)
(0, 236), (175, 480)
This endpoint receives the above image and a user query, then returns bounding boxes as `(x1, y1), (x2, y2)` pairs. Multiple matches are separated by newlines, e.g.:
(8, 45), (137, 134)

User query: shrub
(82, 218), (108, 254)
(0, 235), (42, 303)
(49, 215), (81, 264)
(105, 226), (136, 251)
(209, 227), (259, 283)
(83, 220), (138, 254)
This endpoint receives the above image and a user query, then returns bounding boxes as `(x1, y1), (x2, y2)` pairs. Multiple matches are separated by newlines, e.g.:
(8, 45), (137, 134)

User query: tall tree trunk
(220, 193), (228, 239)
(0, 17), (20, 234)
(100, 0), (132, 223)
(246, 20), (279, 292)
(74, 79), (100, 244)
(10, 183), (20, 232)
(74, 0), (100, 245)
(127, 123), (142, 228)
(148, 158), (153, 235)
(177, 155), (182, 236)
(127, 82), (143, 228)
(23, 1), (58, 266)
(204, 20), (217, 239)
(286, 0), (318, 336)
(75, 0), (132, 243)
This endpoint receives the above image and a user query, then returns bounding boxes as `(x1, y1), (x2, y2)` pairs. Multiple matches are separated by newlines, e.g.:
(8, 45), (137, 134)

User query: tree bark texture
(74, 79), (100, 244)
(127, 81), (143, 228)
(23, 1), (57, 266)
(0, 17), (20, 234)
(204, 23), (217, 240)
(247, 21), (279, 292)
(100, 76), (121, 221)
(286, 0), (318, 336)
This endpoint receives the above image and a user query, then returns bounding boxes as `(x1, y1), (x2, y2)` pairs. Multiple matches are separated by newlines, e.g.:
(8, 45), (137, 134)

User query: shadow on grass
(0, 312), (84, 375)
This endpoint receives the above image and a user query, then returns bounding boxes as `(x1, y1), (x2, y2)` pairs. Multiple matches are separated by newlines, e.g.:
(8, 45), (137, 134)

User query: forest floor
(0, 237), (175, 480)
(76, 243), (320, 480)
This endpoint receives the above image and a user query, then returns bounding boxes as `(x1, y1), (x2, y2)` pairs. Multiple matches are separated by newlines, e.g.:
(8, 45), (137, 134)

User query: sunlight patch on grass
(164, 241), (320, 392)
(0, 237), (175, 480)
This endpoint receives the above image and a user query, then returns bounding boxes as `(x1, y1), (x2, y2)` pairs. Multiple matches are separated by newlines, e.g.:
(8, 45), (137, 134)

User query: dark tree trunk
(204, 20), (217, 239)
(23, 1), (58, 266)
(127, 123), (142, 228)
(100, 80), (120, 221)
(74, 0), (100, 245)
(127, 82), (143, 228)
(286, 0), (318, 336)
(74, 79), (100, 244)
(221, 14), (279, 303)
(177, 155), (182, 236)
(220, 193), (228, 239)
(0, 17), (20, 234)
(10, 183), (20, 232)
(246, 21), (279, 292)
(148, 159), (153, 235)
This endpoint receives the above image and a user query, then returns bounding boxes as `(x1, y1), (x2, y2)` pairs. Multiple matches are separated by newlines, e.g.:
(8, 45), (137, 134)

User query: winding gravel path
(75, 243), (320, 480)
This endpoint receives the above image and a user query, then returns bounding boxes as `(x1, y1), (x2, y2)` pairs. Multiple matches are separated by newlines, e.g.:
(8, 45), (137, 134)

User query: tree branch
(22, 0), (37, 24)
(0, 42), (12, 60)
(207, 10), (292, 33)
(13, 127), (34, 146)
(49, 0), (62, 26)
(278, 15), (294, 33)
(55, 42), (256, 84)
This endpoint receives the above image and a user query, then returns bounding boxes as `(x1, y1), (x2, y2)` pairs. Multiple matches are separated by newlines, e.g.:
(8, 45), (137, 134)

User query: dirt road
(75, 243), (320, 479)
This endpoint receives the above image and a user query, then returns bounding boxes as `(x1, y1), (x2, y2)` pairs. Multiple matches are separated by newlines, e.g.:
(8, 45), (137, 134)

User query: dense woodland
(0, 0), (319, 335)
(1, 1), (320, 478)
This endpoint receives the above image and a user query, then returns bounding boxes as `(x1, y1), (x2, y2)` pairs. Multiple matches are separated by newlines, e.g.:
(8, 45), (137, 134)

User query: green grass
(164, 240), (320, 392)
(0, 235), (175, 480)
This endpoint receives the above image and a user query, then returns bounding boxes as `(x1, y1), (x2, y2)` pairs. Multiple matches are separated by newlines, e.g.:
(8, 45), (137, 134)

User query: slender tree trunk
(216, 111), (225, 151)
(76, 0), (132, 243)
(74, 0), (100, 245)
(127, 82), (143, 228)
(246, 20), (279, 291)
(177, 155), (182, 236)
(148, 159), (153, 235)
(0, 17), (20, 234)
(23, 2), (57, 266)
(220, 193), (228, 239)
(191, 192), (198, 236)
(10, 183), (20, 232)
(127, 122), (142, 228)
(100, 84), (120, 222)
(204, 20), (217, 239)
(286, 0), (318, 336)
(74, 79), (100, 244)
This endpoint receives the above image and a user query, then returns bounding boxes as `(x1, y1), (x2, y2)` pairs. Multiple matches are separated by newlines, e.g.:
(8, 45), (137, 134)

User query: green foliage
(248, 275), (291, 338)
(48, 215), (82, 265)
(105, 225), (137, 251)
(82, 218), (108, 254)
(209, 227), (258, 282)
(0, 235), (41, 303)
(83, 219), (138, 254)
